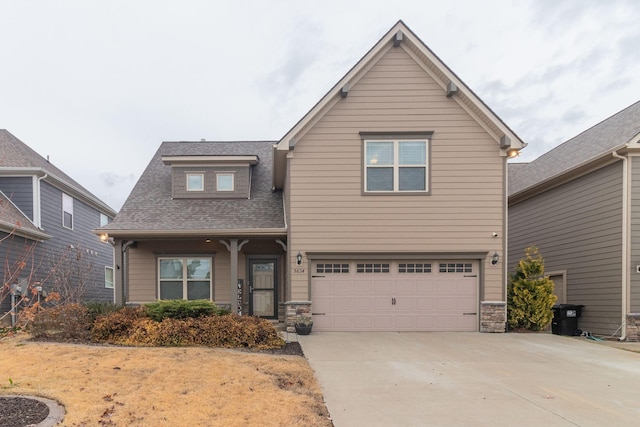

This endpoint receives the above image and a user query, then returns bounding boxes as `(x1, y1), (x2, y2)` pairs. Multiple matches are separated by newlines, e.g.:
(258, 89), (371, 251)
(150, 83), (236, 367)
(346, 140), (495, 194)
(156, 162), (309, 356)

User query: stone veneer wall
(284, 301), (311, 332)
(481, 301), (506, 333)
(625, 313), (640, 342)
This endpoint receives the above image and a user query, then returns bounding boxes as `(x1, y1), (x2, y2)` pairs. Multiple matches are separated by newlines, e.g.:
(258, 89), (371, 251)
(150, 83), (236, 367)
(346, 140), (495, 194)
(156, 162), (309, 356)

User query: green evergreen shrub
(507, 246), (557, 331)
(144, 299), (223, 321)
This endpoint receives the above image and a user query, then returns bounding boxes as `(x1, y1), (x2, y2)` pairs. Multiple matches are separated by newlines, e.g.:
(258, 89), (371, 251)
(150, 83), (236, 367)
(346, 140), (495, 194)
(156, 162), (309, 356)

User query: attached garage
(311, 260), (479, 332)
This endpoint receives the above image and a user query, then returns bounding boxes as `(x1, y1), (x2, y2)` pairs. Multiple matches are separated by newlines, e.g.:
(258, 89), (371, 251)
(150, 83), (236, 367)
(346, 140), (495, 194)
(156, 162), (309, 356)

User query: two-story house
(0, 130), (117, 322)
(98, 21), (525, 332)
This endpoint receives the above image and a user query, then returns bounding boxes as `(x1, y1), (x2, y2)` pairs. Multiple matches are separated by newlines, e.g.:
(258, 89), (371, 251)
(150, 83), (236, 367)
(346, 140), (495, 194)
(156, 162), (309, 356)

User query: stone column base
(284, 301), (312, 333)
(625, 313), (640, 342)
(481, 301), (506, 333)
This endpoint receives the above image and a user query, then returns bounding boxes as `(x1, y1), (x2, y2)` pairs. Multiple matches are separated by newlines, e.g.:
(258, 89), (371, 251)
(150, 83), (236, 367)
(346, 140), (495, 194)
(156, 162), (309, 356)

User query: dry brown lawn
(0, 333), (332, 426)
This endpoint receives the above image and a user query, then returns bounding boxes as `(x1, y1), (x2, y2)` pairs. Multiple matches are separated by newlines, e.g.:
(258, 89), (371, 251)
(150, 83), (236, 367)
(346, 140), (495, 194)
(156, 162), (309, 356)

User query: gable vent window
(186, 173), (204, 191)
(316, 263), (350, 274)
(399, 263), (432, 273)
(357, 263), (390, 273)
(364, 139), (428, 193)
(439, 263), (472, 273)
(216, 173), (234, 191)
(62, 193), (74, 229)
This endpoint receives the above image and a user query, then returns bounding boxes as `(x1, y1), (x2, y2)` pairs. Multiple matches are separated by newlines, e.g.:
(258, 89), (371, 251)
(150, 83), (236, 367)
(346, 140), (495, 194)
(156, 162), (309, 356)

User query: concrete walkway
(298, 332), (640, 427)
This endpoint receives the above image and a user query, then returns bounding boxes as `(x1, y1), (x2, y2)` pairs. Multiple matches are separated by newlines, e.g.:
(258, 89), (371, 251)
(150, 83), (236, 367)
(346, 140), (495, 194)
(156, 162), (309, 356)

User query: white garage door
(311, 260), (478, 332)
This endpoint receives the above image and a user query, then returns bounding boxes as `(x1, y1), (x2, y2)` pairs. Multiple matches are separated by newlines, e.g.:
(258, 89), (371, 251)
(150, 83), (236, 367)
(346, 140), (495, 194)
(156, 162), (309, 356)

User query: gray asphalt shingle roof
(104, 141), (285, 233)
(509, 100), (640, 196)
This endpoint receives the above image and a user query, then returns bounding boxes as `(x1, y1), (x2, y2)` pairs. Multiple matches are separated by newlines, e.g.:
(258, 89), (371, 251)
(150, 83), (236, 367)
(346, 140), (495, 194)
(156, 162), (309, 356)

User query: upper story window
(364, 138), (429, 193)
(186, 173), (204, 192)
(216, 173), (234, 191)
(100, 213), (110, 226)
(62, 193), (73, 229)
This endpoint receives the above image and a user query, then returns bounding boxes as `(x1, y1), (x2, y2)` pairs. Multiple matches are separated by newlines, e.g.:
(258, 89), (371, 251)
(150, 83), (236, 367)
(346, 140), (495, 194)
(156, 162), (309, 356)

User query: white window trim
(157, 257), (213, 300)
(216, 173), (235, 192)
(186, 173), (204, 192)
(364, 139), (429, 193)
(105, 266), (114, 289)
(100, 213), (109, 226)
(62, 193), (74, 229)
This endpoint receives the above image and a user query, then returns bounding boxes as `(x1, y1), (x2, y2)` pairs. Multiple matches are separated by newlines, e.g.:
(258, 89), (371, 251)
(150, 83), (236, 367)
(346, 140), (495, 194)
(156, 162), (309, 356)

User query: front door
(249, 258), (277, 318)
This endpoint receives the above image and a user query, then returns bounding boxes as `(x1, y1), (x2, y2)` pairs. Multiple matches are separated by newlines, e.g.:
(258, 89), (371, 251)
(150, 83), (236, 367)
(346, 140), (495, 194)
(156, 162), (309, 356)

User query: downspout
(612, 150), (629, 340)
(35, 173), (48, 228)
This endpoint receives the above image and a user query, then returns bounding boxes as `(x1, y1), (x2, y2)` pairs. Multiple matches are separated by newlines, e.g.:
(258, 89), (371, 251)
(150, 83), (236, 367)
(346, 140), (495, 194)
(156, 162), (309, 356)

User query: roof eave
(93, 228), (288, 239)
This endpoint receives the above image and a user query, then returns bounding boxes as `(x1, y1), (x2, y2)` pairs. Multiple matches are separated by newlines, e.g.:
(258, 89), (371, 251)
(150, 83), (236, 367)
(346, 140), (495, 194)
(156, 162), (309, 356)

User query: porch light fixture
(507, 148), (520, 159)
(491, 252), (500, 265)
(296, 252), (303, 265)
(99, 233), (109, 242)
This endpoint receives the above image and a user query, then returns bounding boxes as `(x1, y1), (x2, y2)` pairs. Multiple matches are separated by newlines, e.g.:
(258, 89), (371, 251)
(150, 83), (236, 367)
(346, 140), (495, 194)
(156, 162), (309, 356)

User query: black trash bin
(551, 304), (584, 335)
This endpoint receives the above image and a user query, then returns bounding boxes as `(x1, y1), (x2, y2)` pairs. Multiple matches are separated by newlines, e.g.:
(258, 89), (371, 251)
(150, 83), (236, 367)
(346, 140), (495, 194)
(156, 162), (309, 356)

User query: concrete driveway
(297, 332), (640, 427)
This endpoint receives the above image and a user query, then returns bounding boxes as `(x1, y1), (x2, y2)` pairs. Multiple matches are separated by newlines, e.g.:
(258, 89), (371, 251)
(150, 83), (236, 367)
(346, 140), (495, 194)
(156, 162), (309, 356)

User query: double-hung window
(158, 257), (212, 300)
(364, 138), (429, 193)
(105, 266), (114, 289)
(62, 193), (74, 229)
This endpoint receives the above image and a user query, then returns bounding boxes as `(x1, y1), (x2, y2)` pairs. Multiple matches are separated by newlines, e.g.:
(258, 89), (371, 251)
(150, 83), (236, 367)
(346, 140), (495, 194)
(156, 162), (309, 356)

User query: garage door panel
(312, 260), (478, 332)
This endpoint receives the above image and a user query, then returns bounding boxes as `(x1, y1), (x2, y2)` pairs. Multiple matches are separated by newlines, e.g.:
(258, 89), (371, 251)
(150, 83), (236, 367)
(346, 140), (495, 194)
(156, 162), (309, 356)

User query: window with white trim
(100, 213), (109, 226)
(365, 139), (428, 192)
(216, 173), (234, 191)
(105, 266), (114, 289)
(186, 173), (204, 191)
(158, 257), (212, 300)
(62, 193), (73, 229)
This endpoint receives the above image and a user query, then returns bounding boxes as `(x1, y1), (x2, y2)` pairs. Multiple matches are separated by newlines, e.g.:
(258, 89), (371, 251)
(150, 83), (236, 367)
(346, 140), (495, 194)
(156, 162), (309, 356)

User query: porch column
(114, 240), (125, 306)
(229, 239), (238, 314)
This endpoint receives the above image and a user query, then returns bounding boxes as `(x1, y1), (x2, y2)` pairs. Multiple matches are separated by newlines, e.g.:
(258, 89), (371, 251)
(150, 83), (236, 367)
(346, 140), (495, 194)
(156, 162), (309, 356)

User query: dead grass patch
(0, 334), (332, 426)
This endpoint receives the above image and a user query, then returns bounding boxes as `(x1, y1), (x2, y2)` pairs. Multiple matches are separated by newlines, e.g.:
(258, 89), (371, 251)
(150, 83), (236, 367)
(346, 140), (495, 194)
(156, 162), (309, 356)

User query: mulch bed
(0, 396), (49, 427)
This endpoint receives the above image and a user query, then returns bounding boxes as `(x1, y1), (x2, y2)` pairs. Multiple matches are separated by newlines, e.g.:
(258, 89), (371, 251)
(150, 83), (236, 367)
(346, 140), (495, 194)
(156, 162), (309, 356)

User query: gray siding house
(508, 100), (640, 339)
(99, 21), (525, 332)
(0, 130), (117, 320)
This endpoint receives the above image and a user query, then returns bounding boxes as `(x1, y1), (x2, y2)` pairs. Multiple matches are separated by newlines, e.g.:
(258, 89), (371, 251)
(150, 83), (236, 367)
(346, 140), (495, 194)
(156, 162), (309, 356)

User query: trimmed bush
(508, 246), (557, 331)
(84, 301), (121, 324)
(145, 299), (224, 321)
(31, 303), (91, 341)
(91, 306), (148, 342)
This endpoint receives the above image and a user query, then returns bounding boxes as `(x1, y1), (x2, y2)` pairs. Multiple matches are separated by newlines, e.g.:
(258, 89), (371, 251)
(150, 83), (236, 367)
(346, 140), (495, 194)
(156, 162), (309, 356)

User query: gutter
(612, 150), (629, 340)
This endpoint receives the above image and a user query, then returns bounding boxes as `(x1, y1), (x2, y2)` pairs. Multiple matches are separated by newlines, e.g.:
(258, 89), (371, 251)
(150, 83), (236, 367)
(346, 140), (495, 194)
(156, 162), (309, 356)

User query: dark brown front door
(249, 259), (277, 318)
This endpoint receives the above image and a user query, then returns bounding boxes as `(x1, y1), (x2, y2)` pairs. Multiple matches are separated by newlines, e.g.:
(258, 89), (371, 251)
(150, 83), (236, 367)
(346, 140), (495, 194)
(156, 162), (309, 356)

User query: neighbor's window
(100, 213), (110, 226)
(216, 173), (234, 191)
(105, 266), (114, 289)
(158, 257), (212, 300)
(186, 173), (204, 191)
(62, 193), (74, 229)
(365, 140), (428, 192)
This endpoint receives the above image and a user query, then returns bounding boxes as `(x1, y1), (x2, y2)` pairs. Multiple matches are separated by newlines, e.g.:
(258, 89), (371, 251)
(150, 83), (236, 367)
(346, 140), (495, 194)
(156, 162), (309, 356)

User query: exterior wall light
(296, 252), (303, 265)
(99, 233), (109, 242)
(507, 149), (520, 158)
(491, 252), (500, 265)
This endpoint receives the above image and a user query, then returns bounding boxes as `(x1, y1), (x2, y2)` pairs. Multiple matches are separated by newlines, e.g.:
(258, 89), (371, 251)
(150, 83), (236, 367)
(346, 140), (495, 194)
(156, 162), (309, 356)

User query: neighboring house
(98, 21), (525, 332)
(508, 100), (640, 339)
(0, 130), (117, 320)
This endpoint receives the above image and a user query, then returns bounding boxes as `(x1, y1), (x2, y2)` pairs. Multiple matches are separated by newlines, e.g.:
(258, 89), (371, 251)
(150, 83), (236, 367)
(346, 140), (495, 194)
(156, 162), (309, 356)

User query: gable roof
(272, 20), (526, 189)
(509, 100), (640, 197)
(0, 129), (116, 216)
(0, 191), (50, 240)
(100, 140), (285, 238)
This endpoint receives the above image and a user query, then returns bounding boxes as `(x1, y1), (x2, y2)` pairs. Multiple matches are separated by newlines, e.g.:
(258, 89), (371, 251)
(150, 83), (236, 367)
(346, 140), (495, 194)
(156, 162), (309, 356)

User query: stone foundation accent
(625, 313), (640, 342)
(480, 301), (506, 333)
(284, 301), (312, 333)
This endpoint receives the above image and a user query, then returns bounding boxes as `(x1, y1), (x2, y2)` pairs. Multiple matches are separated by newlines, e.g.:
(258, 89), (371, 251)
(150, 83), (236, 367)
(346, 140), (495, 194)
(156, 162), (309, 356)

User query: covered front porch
(111, 235), (287, 320)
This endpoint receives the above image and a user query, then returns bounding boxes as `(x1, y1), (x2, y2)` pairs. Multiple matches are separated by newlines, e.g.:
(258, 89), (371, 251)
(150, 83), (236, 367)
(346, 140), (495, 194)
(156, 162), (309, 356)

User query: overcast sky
(2, 0), (639, 211)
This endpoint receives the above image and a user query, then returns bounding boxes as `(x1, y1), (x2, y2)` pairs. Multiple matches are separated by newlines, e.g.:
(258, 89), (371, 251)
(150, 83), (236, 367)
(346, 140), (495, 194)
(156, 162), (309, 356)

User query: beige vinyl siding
(288, 47), (504, 301)
(509, 162), (623, 335)
(630, 156), (640, 312)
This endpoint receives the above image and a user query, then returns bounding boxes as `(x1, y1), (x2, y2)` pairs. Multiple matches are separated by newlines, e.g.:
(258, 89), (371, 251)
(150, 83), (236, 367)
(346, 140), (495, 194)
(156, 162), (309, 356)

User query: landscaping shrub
(84, 301), (121, 324)
(30, 303), (91, 341)
(91, 306), (148, 343)
(145, 299), (225, 321)
(508, 246), (557, 331)
(92, 311), (284, 349)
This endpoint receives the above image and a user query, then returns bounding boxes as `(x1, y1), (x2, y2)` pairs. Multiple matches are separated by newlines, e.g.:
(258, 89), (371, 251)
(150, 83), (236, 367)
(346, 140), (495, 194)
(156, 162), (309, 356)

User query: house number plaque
(293, 268), (305, 274)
